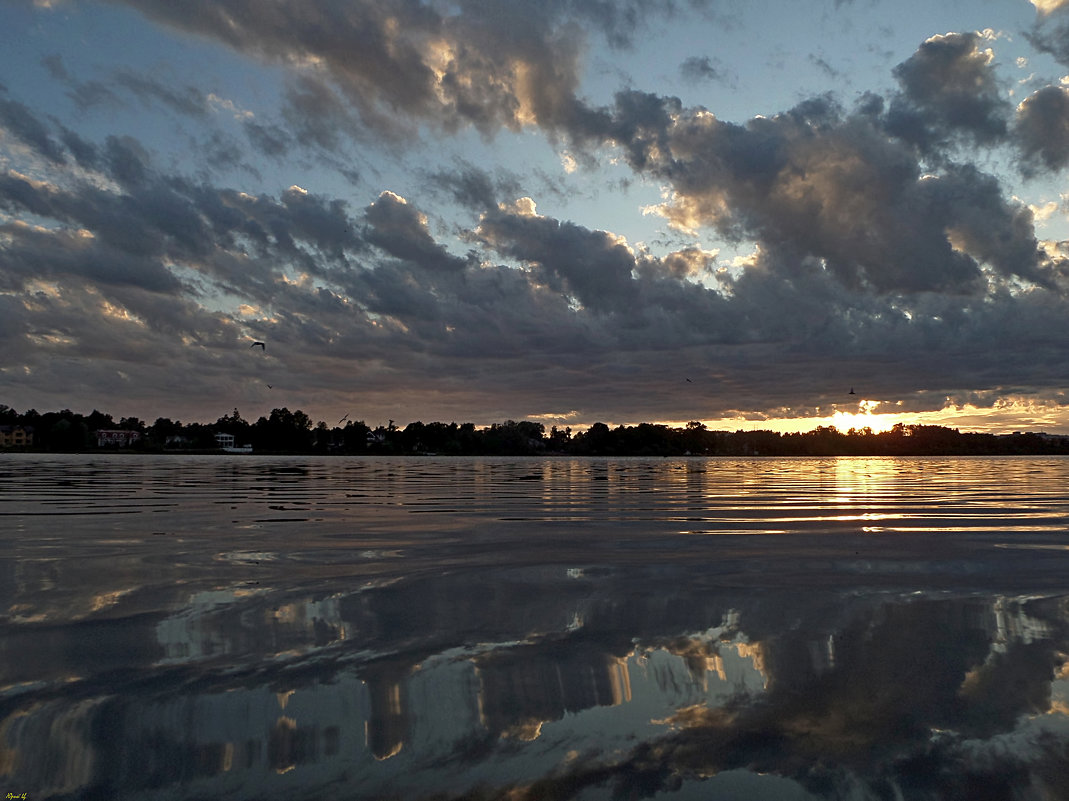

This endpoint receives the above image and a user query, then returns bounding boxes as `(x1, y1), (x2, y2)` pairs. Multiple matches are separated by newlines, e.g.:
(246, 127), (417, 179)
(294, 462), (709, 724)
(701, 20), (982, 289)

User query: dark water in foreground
(4, 455), (1069, 800)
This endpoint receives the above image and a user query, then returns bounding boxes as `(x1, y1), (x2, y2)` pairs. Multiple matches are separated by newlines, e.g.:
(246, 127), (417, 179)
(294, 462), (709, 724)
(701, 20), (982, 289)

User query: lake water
(4, 455), (1069, 800)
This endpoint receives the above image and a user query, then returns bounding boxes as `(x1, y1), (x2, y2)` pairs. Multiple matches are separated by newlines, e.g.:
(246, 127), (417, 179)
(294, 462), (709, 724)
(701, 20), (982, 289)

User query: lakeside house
(96, 429), (142, 448)
(0, 425), (33, 448)
(215, 432), (253, 453)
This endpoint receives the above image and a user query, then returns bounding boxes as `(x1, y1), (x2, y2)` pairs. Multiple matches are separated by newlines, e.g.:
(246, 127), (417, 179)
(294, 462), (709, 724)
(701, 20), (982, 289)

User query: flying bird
(685, 378), (693, 383)
(338, 413), (350, 425)
(250, 341), (265, 350)
(848, 388), (856, 395)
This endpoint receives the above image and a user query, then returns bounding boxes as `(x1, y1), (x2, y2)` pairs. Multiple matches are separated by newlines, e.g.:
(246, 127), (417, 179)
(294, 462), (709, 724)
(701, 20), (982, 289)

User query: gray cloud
(619, 96), (1052, 294)
(1027, 11), (1069, 70)
(280, 75), (358, 151)
(104, 135), (152, 187)
(365, 191), (468, 272)
(1016, 85), (1069, 175)
(6, 4), (1069, 427)
(427, 162), (510, 211)
(3, 127), (1069, 425)
(476, 203), (641, 313)
(56, 124), (101, 170)
(888, 32), (1009, 150)
(41, 54), (125, 112)
(113, 71), (211, 119)
(0, 89), (67, 163)
(105, 0), (665, 141)
(679, 55), (729, 84)
(808, 54), (842, 80)
(0, 216), (184, 294)
(243, 119), (291, 158)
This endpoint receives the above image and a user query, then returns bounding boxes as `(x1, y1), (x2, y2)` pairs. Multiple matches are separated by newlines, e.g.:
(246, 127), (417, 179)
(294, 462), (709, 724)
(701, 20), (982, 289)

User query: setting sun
(827, 410), (899, 434)
(827, 399), (899, 433)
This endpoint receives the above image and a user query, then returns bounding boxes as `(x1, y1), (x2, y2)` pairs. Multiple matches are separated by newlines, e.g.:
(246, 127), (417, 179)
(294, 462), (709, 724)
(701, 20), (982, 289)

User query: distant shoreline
(4, 404), (1069, 458)
(6, 446), (1069, 459)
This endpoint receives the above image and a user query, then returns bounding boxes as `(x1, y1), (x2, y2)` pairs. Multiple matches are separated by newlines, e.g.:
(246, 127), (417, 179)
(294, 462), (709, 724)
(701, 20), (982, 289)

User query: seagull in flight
(250, 341), (265, 350)
(338, 413), (350, 425)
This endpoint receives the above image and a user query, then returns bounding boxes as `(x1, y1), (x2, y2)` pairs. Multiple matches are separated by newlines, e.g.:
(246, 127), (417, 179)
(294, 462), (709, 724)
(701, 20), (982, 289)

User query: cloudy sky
(3, 0), (1069, 432)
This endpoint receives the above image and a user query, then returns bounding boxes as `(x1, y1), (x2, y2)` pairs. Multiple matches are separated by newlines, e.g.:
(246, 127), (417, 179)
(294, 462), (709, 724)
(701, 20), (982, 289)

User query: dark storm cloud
(7, 4), (1069, 425)
(604, 88), (682, 170)
(0, 86), (1059, 422)
(0, 218), (184, 294)
(104, 135), (152, 187)
(0, 101), (361, 306)
(675, 116), (951, 291)
(0, 88), (67, 163)
(477, 203), (641, 313)
(56, 125), (101, 170)
(196, 184), (363, 284)
(932, 163), (1053, 288)
(888, 32), (1009, 148)
(106, 0), (681, 140)
(364, 191), (468, 272)
(0, 170), (169, 262)
(597, 88), (1057, 295)
(275, 185), (360, 261)
(0, 294), (26, 345)
(1016, 85), (1069, 175)
(108, 0), (497, 136)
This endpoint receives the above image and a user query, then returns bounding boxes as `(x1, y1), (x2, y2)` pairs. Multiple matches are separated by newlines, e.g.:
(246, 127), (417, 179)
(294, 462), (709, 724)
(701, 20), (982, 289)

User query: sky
(3, 0), (1069, 433)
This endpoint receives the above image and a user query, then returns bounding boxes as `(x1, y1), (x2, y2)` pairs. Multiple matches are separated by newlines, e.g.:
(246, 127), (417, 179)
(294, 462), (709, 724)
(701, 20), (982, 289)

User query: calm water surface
(3, 455), (1069, 800)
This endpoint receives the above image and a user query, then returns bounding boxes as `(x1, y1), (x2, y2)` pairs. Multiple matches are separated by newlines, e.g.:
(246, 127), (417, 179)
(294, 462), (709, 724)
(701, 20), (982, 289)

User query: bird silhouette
(848, 388), (856, 395)
(250, 341), (265, 350)
(338, 413), (350, 425)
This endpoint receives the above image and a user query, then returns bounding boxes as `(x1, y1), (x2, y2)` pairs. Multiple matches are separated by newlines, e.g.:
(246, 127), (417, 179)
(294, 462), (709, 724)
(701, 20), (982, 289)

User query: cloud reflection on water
(2, 456), (1069, 799)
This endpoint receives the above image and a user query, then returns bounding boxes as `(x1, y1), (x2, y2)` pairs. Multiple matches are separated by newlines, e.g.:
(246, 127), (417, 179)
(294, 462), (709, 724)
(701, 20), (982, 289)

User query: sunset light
(3, 0), (1069, 431)
(8, 2), (1069, 797)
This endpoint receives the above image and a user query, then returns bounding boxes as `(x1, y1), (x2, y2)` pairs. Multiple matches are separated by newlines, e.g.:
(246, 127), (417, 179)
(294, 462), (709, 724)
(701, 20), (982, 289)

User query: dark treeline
(3, 404), (1069, 456)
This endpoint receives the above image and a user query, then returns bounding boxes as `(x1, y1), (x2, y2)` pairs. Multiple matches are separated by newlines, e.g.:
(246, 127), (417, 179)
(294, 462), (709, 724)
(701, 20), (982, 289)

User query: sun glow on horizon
(633, 397), (1069, 437)
(825, 399), (899, 434)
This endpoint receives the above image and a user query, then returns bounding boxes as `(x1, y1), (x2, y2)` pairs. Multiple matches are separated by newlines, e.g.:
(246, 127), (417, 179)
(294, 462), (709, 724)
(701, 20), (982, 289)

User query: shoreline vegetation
(3, 404), (1069, 457)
